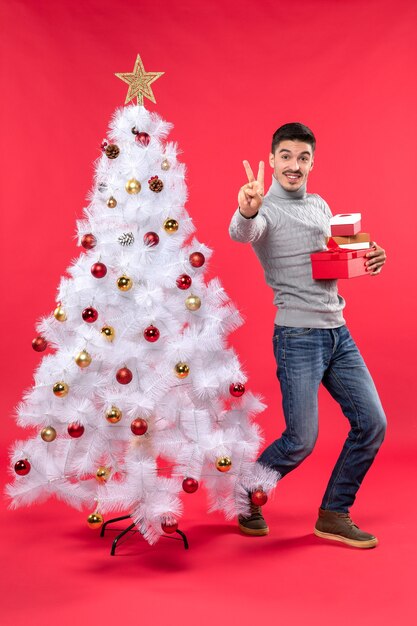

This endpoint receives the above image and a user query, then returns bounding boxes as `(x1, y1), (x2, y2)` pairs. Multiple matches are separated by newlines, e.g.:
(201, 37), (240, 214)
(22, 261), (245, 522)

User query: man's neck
(270, 175), (307, 200)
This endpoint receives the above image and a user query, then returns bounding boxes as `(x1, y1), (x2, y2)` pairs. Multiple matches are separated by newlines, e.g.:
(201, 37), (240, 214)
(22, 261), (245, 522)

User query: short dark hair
(271, 122), (316, 154)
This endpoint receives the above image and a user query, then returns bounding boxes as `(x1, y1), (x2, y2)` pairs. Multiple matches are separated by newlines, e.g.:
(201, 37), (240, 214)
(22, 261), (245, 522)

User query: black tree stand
(100, 514), (189, 555)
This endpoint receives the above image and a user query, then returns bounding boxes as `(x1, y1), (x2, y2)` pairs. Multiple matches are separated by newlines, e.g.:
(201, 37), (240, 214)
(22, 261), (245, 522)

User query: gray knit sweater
(229, 176), (346, 328)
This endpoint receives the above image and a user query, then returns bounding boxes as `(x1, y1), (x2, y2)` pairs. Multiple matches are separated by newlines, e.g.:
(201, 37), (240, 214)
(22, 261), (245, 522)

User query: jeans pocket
(281, 326), (314, 337)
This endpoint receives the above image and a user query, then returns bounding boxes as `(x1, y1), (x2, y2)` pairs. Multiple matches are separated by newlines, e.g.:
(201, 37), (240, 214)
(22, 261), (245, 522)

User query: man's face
(269, 140), (314, 191)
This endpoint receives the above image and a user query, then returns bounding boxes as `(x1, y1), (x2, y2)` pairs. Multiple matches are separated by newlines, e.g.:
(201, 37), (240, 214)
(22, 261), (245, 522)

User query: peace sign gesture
(238, 160), (265, 218)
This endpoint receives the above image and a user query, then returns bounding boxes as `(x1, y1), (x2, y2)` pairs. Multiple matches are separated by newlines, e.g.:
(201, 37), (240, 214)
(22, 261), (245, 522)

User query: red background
(1, 1), (416, 624)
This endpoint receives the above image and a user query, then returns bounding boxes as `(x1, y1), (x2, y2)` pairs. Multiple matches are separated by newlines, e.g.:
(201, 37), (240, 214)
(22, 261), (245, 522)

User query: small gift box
(311, 238), (370, 279)
(327, 232), (371, 246)
(330, 213), (362, 236)
(337, 242), (371, 250)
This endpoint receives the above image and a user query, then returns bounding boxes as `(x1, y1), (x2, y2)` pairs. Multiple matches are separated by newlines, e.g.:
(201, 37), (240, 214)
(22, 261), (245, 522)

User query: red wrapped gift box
(330, 213), (362, 236)
(311, 238), (370, 279)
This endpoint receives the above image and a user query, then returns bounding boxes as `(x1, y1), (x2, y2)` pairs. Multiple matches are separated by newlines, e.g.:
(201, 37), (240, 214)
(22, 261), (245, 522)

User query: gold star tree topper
(115, 54), (164, 105)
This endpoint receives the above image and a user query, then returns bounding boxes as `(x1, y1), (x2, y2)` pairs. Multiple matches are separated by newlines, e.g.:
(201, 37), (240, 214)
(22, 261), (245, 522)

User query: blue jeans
(257, 325), (387, 512)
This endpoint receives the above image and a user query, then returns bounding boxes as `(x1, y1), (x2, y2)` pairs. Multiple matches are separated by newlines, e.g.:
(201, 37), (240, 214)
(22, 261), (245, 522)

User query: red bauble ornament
(91, 262), (107, 278)
(143, 325), (160, 342)
(176, 274), (192, 290)
(82, 307), (98, 323)
(251, 490), (268, 506)
(182, 477), (199, 494)
(81, 233), (97, 249)
(143, 231), (160, 247)
(67, 423), (85, 438)
(135, 132), (151, 146)
(161, 521), (178, 534)
(130, 418), (148, 436)
(189, 252), (205, 268)
(32, 336), (47, 352)
(14, 459), (31, 476)
(116, 367), (133, 385)
(230, 382), (245, 397)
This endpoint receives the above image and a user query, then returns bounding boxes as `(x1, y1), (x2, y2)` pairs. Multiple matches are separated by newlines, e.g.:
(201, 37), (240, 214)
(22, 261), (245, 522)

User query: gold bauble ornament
(40, 426), (57, 442)
(163, 218), (179, 233)
(216, 456), (232, 472)
(185, 295), (201, 311)
(75, 350), (92, 368)
(107, 196), (117, 208)
(125, 178), (141, 194)
(175, 362), (190, 379)
(117, 275), (133, 291)
(161, 158), (170, 171)
(106, 406), (122, 423)
(95, 466), (111, 483)
(53, 305), (67, 322)
(101, 325), (115, 341)
(53, 381), (69, 397)
(87, 512), (104, 529)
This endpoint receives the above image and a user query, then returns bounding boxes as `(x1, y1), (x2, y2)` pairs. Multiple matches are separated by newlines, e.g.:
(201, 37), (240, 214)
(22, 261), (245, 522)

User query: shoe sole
(314, 528), (378, 549)
(238, 523), (269, 536)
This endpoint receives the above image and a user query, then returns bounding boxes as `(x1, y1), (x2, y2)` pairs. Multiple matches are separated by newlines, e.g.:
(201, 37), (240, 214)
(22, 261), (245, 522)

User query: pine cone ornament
(148, 176), (164, 192)
(105, 144), (120, 159)
(118, 232), (135, 246)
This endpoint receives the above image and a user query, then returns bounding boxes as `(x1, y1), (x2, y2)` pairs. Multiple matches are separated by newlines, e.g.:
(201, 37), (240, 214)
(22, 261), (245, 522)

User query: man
(229, 123), (387, 549)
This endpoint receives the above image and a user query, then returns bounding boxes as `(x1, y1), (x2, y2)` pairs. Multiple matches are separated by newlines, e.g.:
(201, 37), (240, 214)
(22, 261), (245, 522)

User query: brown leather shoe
(314, 507), (378, 549)
(238, 502), (269, 536)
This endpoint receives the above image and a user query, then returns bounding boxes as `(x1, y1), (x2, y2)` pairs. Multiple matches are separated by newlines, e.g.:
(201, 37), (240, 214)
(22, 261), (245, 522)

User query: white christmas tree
(7, 55), (278, 545)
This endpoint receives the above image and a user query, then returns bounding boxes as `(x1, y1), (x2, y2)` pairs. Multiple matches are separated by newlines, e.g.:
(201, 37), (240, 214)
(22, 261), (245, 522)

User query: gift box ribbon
(313, 238), (368, 260)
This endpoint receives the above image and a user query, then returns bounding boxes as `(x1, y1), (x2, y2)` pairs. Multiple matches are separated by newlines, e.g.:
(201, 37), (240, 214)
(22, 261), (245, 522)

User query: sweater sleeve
(229, 208), (268, 243)
(321, 198), (333, 218)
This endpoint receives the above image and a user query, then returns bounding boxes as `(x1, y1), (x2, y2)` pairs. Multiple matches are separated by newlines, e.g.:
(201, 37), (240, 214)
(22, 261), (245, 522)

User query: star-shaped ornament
(115, 54), (164, 105)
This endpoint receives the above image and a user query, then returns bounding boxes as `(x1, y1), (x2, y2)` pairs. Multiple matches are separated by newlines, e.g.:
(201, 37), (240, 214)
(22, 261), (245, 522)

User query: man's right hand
(238, 160), (265, 218)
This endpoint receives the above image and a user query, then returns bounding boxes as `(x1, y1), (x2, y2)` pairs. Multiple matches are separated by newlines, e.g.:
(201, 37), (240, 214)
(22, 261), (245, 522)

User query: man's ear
(269, 153), (274, 168)
(310, 157), (314, 171)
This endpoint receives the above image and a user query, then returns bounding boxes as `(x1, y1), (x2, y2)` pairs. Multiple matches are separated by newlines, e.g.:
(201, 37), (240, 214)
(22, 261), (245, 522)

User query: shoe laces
(337, 512), (359, 529)
(248, 502), (263, 519)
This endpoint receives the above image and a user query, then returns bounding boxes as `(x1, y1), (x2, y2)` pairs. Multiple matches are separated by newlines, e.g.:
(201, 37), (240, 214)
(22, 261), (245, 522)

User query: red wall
(1, 0), (416, 454)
